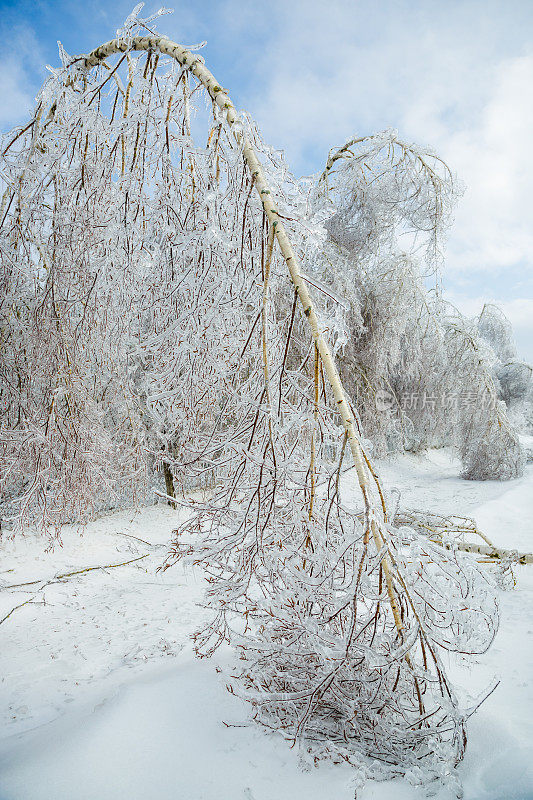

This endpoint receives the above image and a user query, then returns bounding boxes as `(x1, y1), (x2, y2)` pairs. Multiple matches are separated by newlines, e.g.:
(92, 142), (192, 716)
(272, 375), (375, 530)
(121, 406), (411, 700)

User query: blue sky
(1, 0), (532, 360)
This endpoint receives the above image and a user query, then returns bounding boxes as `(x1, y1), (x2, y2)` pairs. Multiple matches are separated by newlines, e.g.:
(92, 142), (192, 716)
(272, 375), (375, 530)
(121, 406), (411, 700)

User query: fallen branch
(452, 542), (533, 564)
(0, 597), (44, 625)
(395, 509), (533, 564)
(4, 554), (149, 590)
(153, 487), (209, 509)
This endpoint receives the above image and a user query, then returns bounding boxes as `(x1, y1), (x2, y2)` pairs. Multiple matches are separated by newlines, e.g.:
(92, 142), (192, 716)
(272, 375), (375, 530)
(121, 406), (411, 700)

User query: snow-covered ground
(1, 449), (532, 800)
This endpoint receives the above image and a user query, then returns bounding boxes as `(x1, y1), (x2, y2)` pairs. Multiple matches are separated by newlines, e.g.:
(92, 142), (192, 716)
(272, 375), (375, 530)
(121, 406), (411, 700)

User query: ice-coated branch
(79, 34), (374, 499)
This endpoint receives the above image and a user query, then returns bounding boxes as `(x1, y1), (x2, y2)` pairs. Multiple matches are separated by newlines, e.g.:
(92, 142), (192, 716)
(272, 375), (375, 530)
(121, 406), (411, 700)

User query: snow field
(1, 451), (532, 800)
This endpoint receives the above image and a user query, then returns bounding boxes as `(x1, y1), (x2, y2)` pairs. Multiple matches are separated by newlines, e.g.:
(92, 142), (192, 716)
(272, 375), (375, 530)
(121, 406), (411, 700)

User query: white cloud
(441, 55), (533, 274)
(0, 27), (46, 130)
(0, 59), (34, 128)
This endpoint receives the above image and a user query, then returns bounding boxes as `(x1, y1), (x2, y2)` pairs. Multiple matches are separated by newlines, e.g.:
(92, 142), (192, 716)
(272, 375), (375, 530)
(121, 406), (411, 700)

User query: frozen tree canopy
(297, 134), (525, 478)
(0, 7), (515, 792)
(0, 25), (525, 528)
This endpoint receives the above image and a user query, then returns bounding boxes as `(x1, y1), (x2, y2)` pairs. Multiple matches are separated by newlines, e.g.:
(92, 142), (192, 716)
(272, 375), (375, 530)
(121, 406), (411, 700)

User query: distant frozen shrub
(444, 315), (524, 480)
(497, 361), (532, 406)
(474, 303), (533, 441)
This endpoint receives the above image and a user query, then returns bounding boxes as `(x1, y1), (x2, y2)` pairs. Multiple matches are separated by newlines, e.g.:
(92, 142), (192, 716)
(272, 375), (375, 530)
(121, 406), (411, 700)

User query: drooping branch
(79, 33), (413, 652)
(79, 35), (374, 505)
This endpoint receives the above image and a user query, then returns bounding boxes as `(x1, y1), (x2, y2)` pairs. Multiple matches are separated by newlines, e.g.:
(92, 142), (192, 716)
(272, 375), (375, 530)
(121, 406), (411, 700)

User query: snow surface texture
(0, 450), (532, 800)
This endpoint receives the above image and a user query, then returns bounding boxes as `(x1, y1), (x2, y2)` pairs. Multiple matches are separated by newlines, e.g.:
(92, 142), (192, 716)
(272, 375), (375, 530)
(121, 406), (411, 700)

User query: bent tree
(0, 11), (498, 790)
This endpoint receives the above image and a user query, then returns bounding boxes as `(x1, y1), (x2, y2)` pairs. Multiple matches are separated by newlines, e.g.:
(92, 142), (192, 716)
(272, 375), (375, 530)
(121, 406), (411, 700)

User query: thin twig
(0, 597), (44, 625)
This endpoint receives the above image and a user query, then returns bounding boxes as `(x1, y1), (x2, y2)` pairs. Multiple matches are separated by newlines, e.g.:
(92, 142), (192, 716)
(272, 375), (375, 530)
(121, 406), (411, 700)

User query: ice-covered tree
(0, 8), (500, 791)
(307, 136), (525, 479)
